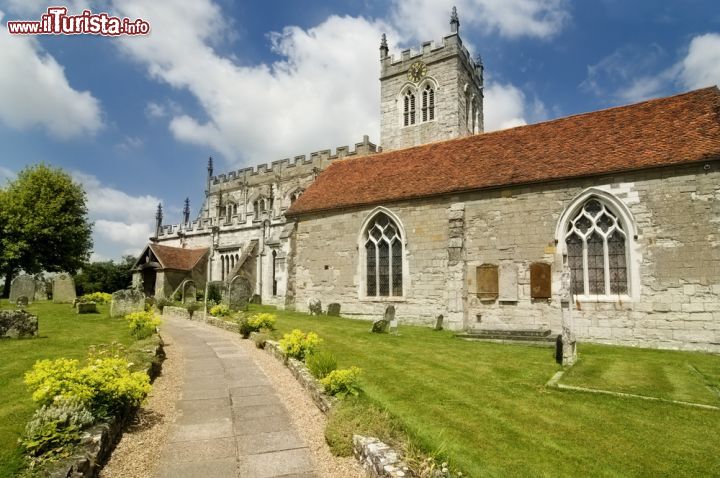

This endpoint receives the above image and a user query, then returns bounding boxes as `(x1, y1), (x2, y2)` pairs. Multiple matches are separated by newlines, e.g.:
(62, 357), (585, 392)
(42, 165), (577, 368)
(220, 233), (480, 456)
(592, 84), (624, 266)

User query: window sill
(359, 296), (406, 303)
(574, 294), (632, 303)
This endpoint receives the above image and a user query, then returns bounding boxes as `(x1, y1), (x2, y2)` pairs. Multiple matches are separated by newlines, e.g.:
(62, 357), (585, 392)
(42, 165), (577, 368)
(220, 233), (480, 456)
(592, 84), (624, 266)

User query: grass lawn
(560, 343), (720, 406)
(0, 300), (137, 478)
(255, 305), (720, 477)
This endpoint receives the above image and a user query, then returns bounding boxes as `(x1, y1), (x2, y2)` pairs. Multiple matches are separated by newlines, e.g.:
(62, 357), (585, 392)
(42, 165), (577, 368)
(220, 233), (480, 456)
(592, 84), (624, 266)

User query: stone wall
(292, 163), (720, 352)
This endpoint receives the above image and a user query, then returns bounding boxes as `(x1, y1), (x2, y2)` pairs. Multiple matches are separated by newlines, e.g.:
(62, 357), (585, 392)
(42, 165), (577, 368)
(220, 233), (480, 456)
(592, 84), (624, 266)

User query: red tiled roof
(149, 244), (208, 271)
(288, 87), (720, 216)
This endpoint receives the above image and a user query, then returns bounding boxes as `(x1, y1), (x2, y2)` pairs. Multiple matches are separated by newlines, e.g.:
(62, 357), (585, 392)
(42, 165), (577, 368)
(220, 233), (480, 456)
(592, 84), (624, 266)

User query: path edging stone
(353, 435), (412, 478)
(48, 338), (165, 478)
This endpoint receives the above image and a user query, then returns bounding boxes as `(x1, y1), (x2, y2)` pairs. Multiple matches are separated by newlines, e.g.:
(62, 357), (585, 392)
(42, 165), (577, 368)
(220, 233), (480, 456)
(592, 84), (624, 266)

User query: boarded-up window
(530, 262), (551, 299)
(476, 264), (499, 300)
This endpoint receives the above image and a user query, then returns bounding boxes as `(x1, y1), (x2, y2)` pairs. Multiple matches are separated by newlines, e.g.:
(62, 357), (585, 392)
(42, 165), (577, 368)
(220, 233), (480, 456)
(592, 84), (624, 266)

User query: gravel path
(237, 337), (364, 478)
(100, 334), (184, 478)
(101, 317), (363, 477)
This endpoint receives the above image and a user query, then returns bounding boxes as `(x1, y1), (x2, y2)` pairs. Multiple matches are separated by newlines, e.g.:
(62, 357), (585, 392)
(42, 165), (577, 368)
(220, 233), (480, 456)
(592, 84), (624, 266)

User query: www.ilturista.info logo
(6, 7), (150, 36)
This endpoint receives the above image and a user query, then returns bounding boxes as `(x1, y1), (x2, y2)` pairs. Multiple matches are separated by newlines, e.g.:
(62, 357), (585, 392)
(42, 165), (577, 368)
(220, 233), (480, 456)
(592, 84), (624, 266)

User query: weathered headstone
(110, 289), (145, 318)
(250, 294), (262, 304)
(9, 275), (35, 304)
(182, 281), (197, 304)
(308, 298), (322, 316)
(384, 305), (395, 321)
(52, 274), (77, 304)
(371, 319), (389, 333)
(389, 319), (399, 335)
(0, 310), (38, 338)
(558, 264), (577, 366)
(226, 275), (251, 311)
(76, 302), (98, 314)
(34, 279), (49, 301)
(327, 303), (341, 317)
(434, 314), (444, 331)
(16, 296), (29, 308)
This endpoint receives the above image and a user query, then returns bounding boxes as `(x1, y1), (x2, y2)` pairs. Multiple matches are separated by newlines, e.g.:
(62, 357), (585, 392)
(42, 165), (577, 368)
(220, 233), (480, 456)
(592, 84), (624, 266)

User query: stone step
(467, 328), (553, 338)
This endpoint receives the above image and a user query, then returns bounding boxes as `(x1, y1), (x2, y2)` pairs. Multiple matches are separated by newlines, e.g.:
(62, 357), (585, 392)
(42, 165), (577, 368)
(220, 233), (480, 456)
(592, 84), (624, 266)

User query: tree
(0, 164), (93, 297)
(75, 256), (136, 295)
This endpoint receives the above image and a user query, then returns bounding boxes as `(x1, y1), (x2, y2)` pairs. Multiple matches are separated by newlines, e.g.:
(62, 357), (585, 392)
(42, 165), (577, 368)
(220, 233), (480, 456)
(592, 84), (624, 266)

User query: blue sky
(1, 0), (719, 261)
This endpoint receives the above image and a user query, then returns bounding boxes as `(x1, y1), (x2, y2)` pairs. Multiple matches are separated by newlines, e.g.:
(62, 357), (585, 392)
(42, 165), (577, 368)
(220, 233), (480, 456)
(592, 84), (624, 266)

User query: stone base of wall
(47, 338), (165, 478)
(353, 435), (411, 478)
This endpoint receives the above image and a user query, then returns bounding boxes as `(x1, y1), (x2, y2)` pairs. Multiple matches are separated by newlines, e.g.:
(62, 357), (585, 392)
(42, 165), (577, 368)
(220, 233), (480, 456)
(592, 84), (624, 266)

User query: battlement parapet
(210, 135), (377, 185)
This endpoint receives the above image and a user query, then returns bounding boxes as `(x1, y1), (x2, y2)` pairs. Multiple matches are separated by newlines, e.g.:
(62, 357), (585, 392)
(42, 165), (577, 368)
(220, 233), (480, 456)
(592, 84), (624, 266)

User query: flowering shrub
(252, 331), (270, 349)
(279, 329), (322, 360)
(124, 311), (161, 339)
(24, 354), (151, 418)
(247, 313), (277, 331)
(20, 396), (94, 462)
(210, 303), (231, 317)
(79, 292), (112, 304)
(320, 366), (362, 398)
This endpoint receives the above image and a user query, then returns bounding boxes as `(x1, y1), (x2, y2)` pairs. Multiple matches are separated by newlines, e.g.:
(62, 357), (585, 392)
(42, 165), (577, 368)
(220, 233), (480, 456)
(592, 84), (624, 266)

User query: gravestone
(384, 305), (395, 321)
(76, 302), (98, 314)
(34, 280), (49, 301)
(182, 281), (196, 304)
(226, 275), (251, 311)
(434, 314), (444, 331)
(110, 289), (145, 318)
(557, 264), (577, 366)
(52, 274), (76, 303)
(9, 275), (35, 304)
(371, 319), (389, 333)
(327, 303), (341, 317)
(16, 296), (29, 308)
(0, 310), (38, 338)
(389, 319), (399, 335)
(308, 298), (322, 316)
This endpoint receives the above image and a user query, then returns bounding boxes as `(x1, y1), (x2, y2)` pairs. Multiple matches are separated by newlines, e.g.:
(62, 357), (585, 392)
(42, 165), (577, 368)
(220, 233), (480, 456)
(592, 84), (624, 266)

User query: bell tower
(379, 7), (484, 151)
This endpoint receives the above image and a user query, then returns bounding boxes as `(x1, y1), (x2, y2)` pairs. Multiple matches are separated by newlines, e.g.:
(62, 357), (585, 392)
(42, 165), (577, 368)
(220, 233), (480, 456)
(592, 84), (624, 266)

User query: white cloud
(678, 33), (720, 90)
(391, 0), (569, 43)
(0, 11), (102, 138)
(110, 0), (395, 166)
(0, 166), (15, 184)
(582, 34), (720, 104)
(145, 102), (166, 119)
(484, 82), (548, 131)
(115, 136), (144, 152)
(71, 172), (159, 258)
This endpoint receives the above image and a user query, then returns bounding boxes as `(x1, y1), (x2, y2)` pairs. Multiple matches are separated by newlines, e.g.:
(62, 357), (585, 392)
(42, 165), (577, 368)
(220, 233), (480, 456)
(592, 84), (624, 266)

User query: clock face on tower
(407, 61), (427, 83)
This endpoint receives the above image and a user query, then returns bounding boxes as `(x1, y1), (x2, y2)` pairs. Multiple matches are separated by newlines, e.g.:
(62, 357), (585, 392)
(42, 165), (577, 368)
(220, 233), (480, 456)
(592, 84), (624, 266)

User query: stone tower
(379, 7), (484, 151)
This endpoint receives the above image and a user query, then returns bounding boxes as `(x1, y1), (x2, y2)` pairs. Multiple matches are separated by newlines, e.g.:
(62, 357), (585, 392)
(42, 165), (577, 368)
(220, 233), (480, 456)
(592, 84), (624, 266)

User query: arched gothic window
(421, 84), (435, 122)
(403, 90), (416, 126)
(364, 212), (403, 297)
(564, 198), (629, 296)
(471, 101), (477, 133)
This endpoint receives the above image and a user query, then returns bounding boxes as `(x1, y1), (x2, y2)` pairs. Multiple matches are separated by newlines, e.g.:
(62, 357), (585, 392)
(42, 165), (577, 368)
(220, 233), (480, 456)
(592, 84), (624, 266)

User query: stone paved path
(155, 317), (316, 478)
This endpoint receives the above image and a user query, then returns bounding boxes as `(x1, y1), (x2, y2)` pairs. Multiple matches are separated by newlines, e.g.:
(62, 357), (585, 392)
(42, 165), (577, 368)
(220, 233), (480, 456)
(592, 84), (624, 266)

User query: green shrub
(320, 366), (362, 398)
(124, 311), (161, 339)
(247, 313), (277, 331)
(24, 354), (151, 418)
(78, 292), (112, 304)
(156, 297), (171, 312)
(238, 318), (253, 338)
(210, 303), (231, 317)
(306, 351), (338, 379)
(207, 283), (222, 303)
(279, 329), (322, 360)
(185, 302), (202, 317)
(252, 332), (270, 349)
(20, 396), (94, 462)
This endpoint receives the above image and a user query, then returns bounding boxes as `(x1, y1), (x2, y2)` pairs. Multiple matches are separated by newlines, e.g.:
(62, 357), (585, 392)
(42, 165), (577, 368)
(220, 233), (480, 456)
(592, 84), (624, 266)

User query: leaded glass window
(365, 212), (403, 297)
(565, 199), (629, 296)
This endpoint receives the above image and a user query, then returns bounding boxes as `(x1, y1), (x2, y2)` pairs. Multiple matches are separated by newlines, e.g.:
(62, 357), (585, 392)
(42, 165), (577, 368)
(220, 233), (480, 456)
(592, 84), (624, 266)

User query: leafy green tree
(0, 165), (93, 297)
(75, 256), (136, 295)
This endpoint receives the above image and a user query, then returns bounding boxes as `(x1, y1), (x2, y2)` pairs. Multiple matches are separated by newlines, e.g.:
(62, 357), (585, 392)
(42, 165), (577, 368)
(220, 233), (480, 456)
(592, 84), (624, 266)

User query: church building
(141, 8), (720, 352)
